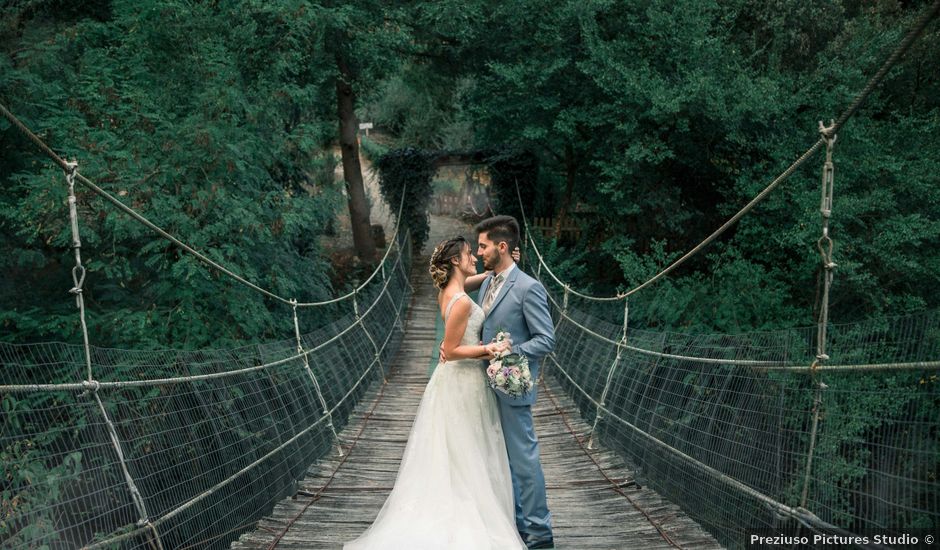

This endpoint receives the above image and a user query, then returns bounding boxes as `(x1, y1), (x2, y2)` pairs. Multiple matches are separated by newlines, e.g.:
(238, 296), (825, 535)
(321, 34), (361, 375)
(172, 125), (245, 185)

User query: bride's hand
(484, 341), (511, 357)
(483, 342), (501, 357)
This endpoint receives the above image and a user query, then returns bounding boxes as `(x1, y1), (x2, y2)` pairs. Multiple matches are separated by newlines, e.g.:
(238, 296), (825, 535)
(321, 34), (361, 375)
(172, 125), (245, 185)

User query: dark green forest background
(2, 0), (938, 348)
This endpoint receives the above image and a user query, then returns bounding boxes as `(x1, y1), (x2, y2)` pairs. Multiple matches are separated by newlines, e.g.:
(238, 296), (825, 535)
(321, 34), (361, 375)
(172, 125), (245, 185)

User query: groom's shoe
(526, 537), (554, 549)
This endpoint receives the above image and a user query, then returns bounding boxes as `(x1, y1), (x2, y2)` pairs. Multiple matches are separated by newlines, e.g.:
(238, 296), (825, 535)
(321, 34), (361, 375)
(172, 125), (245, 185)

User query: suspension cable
(79, 251), (409, 550)
(514, 0), (940, 301)
(0, 237), (408, 394)
(0, 102), (405, 308)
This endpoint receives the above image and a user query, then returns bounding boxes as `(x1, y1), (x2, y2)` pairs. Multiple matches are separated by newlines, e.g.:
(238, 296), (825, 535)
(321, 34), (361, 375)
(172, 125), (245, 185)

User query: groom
(475, 215), (555, 549)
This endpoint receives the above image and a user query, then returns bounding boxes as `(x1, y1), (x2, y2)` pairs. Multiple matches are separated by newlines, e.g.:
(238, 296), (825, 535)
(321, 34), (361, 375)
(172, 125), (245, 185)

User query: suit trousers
(497, 398), (553, 541)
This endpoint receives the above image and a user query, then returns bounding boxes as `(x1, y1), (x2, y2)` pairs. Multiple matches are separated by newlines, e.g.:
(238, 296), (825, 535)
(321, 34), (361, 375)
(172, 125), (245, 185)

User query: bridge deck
(232, 245), (721, 549)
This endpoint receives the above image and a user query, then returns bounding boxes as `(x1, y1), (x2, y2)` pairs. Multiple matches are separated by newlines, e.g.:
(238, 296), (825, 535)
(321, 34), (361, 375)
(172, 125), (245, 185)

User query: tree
(335, 36), (376, 262)
(313, 1), (412, 263)
(372, 0), (940, 330)
(0, 0), (343, 348)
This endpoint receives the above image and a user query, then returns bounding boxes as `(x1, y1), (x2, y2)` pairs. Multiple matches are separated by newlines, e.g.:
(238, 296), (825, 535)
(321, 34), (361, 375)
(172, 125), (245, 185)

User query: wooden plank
(231, 236), (722, 550)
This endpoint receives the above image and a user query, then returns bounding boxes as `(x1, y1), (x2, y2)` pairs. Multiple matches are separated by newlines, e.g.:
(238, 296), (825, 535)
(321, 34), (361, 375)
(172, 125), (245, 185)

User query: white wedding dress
(345, 292), (525, 550)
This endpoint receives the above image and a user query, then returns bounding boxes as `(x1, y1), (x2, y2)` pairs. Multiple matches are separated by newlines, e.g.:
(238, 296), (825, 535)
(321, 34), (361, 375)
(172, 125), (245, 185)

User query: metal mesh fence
(0, 233), (412, 550)
(538, 272), (940, 549)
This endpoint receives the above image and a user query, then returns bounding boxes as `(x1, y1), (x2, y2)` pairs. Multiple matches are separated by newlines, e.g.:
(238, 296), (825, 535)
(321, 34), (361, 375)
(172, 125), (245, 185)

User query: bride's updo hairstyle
(429, 236), (469, 290)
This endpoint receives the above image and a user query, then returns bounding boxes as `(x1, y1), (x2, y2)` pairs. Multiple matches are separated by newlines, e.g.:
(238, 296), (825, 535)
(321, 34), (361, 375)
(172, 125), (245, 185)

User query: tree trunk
(335, 49), (375, 263)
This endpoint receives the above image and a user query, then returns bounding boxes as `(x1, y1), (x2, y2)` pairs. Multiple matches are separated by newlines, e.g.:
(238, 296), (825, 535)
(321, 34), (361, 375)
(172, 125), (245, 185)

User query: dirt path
(323, 146), (395, 252)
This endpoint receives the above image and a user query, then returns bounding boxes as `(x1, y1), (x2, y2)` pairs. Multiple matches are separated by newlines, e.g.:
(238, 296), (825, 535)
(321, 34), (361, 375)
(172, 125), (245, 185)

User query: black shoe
(526, 537), (554, 549)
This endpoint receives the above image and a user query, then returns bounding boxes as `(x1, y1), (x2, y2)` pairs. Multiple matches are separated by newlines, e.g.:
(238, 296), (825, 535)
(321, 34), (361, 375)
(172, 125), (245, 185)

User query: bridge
(2, 5), (940, 549)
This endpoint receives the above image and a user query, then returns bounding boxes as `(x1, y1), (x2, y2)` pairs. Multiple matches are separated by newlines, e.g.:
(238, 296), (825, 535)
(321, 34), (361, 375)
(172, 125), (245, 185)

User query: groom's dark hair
(474, 215), (520, 253)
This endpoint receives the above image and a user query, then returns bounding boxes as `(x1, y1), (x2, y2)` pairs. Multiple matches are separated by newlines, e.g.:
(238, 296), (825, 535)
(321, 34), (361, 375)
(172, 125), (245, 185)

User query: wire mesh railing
(0, 100), (415, 549)
(537, 268), (939, 547)
(512, 5), (940, 545)
(0, 229), (412, 550)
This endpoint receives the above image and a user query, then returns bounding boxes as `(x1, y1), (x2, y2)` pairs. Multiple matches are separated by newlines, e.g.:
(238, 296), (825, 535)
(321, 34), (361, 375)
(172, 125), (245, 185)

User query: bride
(344, 236), (526, 549)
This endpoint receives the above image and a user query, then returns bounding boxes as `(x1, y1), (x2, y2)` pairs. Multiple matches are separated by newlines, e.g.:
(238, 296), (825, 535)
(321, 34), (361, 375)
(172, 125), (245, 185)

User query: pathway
(232, 218), (721, 550)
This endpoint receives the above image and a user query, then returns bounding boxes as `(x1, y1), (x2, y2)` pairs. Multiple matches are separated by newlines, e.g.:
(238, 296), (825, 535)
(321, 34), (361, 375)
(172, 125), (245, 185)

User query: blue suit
(480, 264), (555, 542)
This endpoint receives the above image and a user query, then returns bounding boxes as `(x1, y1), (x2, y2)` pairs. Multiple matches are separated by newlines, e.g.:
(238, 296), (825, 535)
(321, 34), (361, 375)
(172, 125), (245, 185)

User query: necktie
(483, 273), (504, 314)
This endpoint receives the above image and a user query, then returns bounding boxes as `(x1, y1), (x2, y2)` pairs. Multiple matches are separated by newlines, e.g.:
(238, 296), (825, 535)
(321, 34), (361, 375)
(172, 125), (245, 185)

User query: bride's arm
(441, 298), (502, 361)
(464, 273), (489, 292)
(464, 247), (522, 292)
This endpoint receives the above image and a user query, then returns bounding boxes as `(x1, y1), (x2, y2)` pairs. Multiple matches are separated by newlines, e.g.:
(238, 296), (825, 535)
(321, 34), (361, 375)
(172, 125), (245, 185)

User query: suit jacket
(479, 264), (555, 407)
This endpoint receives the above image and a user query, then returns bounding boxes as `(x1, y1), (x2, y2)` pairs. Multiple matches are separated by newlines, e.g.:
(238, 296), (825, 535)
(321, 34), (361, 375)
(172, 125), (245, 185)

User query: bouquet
(486, 331), (533, 398)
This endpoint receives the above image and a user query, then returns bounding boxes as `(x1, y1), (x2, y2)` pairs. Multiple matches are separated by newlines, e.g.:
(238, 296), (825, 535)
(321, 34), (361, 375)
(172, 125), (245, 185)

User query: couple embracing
(345, 216), (555, 549)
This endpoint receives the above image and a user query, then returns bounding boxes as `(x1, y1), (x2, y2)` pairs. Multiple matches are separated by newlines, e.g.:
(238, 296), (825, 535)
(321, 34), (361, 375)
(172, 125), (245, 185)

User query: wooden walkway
(232, 252), (721, 550)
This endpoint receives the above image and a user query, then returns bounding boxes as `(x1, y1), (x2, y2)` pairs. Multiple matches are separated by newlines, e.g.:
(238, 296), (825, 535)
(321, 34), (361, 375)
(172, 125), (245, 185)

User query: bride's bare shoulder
(439, 290), (470, 318)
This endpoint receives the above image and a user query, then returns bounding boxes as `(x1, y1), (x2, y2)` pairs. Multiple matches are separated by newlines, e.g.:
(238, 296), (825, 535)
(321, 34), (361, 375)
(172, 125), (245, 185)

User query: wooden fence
(531, 216), (582, 241)
(431, 194), (462, 215)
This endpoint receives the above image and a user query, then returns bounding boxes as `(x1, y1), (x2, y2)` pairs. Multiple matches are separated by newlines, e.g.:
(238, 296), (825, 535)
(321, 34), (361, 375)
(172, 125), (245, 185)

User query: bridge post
(354, 288), (386, 384)
(397, 236), (414, 295)
(799, 123), (838, 509)
(389, 237), (408, 334)
(65, 162), (165, 550)
(398, 239), (411, 333)
(64, 161), (93, 385)
(292, 300), (344, 458)
(588, 298), (629, 450)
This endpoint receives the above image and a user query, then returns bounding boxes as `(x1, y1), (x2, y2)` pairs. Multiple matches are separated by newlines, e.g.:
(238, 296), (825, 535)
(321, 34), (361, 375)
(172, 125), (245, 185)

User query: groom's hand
(438, 342), (447, 363)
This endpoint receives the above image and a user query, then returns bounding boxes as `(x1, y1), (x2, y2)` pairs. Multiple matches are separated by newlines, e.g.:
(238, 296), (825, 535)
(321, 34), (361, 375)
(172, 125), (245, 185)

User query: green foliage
(523, 230), (590, 287)
(487, 148), (541, 224)
(373, 145), (542, 252)
(431, 177), (461, 195)
(359, 135), (389, 163)
(1, 393), (85, 547)
(375, 148), (437, 250)
(374, 0), (940, 331)
(362, 66), (470, 149)
(0, 0), (344, 349)
(363, 1), (940, 537)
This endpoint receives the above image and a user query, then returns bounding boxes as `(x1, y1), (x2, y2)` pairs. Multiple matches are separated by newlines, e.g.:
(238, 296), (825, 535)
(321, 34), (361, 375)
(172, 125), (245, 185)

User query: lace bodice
(444, 292), (485, 348)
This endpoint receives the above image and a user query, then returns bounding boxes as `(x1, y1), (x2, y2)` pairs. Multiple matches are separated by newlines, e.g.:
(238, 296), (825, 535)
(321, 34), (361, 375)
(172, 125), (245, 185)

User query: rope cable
(542, 284), (940, 371)
(1, 101), (407, 308)
(544, 354), (861, 535)
(513, 0), (940, 301)
(81, 287), (405, 550)
(0, 242), (406, 394)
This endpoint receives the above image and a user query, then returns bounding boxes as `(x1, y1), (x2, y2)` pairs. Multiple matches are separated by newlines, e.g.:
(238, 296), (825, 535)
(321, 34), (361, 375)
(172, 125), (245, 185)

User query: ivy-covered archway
(375, 147), (539, 253)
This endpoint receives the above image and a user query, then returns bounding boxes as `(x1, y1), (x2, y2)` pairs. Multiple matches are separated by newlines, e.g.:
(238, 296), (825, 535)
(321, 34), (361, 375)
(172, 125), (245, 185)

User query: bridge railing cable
(0, 236), (413, 549)
(0, 102), (407, 309)
(514, 2), (940, 546)
(516, 0), (940, 304)
(1, 105), (415, 549)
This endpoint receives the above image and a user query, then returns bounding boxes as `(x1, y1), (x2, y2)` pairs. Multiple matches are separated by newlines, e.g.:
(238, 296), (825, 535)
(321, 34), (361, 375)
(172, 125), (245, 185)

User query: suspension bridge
(2, 3), (939, 549)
